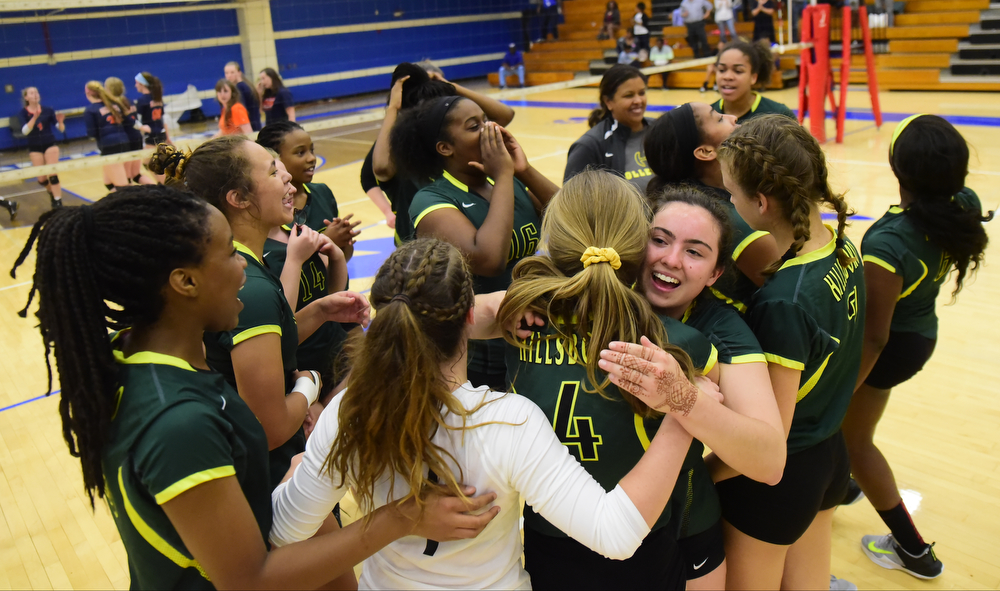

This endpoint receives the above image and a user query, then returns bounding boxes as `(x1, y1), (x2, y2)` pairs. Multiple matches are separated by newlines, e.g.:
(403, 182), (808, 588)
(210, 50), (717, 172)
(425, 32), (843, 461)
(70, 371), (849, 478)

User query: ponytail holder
(580, 247), (621, 270)
(780, 248), (796, 262)
(390, 294), (412, 306)
(835, 237), (845, 250)
(889, 113), (927, 158)
(162, 151), (184, 176)
(135, 73), (149, 87)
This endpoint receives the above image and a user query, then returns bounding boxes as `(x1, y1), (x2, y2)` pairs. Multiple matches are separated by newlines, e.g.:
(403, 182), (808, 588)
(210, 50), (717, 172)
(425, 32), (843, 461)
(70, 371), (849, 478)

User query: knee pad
(131, 174), (142, 184)
(38, 178), (50, 187)
(48, 174), (59, 186)
(105, 183), (115, 191)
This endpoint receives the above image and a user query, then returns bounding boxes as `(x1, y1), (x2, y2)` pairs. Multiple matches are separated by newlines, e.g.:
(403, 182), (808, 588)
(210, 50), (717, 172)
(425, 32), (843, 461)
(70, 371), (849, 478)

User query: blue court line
(0, 391), (58, 414)
(501, 99), (1000, 128)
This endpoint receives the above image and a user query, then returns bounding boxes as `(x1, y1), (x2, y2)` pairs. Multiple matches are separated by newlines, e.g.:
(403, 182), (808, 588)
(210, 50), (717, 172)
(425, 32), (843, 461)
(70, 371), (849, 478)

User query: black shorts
(100, 142), (131, 156)
(864, 331), (936, 390)
(28, 141), (55, 154)
(144, 132), (167, 146)
(677, 519), (725, 580)
(523, 525), (686, 590)
(128, 136), (144, 151)
(716, 430), (850, 546)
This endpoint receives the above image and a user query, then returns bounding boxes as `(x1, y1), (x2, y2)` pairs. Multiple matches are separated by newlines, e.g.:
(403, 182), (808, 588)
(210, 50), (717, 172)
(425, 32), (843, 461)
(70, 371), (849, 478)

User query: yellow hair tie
(890, 113), (927, 158)
(580, 247), (621, 270)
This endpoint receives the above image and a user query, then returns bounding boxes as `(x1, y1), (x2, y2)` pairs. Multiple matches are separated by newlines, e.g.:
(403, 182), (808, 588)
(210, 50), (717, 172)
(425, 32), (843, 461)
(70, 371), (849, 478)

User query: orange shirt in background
(219, 102), (250, 135)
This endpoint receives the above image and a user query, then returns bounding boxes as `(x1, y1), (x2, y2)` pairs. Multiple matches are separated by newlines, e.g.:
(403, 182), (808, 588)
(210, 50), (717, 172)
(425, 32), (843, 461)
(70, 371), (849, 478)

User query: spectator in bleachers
(752, 0), (777, 43)
(537, 0), (561, 43)
(617, 30), (641, 66)
(680, 0), (714, 58)
(499, 44), (526, 89)
(598, 1), (621, 41)
(715, 0), (739, 43)
(649, 37), (675, 89)
(633, 3), (651, 54)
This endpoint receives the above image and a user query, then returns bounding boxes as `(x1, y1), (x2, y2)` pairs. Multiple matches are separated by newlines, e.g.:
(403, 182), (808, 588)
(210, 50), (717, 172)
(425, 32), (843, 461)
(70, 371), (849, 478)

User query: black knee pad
(48, 174), (59, 185)
(131, 174), (142, 184)
(105, 183), (115, 191)
(38, 178), (50, 187)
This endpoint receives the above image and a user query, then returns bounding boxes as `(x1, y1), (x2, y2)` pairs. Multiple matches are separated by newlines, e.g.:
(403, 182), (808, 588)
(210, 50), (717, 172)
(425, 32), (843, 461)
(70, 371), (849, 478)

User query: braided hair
(148, 137), (256, 213)
(889, 115), (993, 298)
(256, 120), (304, 153)
(9, 186), (213, 506)
(718, 114), (854, 274)
(326, 238), (478, 524)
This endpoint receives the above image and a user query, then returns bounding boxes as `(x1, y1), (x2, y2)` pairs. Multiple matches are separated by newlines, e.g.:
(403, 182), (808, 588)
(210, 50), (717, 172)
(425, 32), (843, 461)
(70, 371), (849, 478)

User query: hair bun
(147, 144), (190, 183)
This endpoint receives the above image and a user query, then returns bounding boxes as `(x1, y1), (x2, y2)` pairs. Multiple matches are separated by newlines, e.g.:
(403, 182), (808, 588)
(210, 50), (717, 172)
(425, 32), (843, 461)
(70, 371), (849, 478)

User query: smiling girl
(710, 39), (795, 123)
(215, 79), (252, 137)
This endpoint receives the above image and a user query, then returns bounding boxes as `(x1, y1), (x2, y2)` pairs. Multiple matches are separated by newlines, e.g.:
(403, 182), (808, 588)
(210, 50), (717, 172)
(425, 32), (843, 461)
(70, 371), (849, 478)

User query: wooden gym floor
(0, 84), (998, 589)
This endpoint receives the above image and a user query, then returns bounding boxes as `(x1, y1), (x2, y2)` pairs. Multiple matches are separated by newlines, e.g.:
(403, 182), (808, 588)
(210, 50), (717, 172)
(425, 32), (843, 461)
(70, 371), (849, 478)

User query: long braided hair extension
(325, 238), (481, 525)
(719, 114), (855, 274)
(9, 186), (213, 506)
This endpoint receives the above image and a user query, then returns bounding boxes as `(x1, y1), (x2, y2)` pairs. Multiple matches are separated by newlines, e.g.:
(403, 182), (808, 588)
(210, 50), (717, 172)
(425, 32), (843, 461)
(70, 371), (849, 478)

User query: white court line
(828, 158), (1000, 177)
(312, 124), (381, 141)
(0, 282), (30, 292)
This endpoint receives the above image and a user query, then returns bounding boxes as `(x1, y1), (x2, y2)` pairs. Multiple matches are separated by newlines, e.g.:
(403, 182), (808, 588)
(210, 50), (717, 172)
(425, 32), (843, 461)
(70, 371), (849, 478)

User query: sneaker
(2, 199), (17, 220)
(861, 534), (944, 580)
(829, 575), (857, 591)
(699, 83), (708, 93)
(50, 196), (63, 209)
(840, 477), (865, 505)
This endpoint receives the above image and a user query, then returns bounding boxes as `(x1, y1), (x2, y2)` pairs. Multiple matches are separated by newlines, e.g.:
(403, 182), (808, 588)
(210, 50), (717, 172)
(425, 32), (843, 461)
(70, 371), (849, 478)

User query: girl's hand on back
(393, 486), (500, 542)
(497, 125), (529, 174)
(598, 336), (704, 416)
(470, 122), (514, 179)
(286, 224), (325, 266)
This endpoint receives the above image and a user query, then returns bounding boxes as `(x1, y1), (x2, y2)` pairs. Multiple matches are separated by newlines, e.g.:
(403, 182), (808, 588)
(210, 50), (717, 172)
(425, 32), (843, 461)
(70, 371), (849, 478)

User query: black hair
(588, 64), (647, 128)
(256, 120), (305, 153)
(389, 96), (467, 180)
(637, 2), (646, 10)
(645, 104), (705, 195)
(648, 185), (734, 275)
(260, 67), (286, 98)
(718, 38), (774, 89)
(890, 115), (993, 298)
(403, 79), (457, 111)
(9, 186), (213, 506)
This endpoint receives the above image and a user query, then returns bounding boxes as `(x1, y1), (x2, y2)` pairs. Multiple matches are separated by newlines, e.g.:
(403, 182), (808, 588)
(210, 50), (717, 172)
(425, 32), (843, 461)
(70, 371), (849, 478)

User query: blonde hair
(21, 86), (38, 106)
(498, 170), (696, 418)
(85, 81), (128, 124)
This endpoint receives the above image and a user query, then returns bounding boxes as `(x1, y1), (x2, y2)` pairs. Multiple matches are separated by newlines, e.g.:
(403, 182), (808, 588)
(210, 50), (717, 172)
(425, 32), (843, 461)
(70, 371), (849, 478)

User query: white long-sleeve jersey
(270, 383), (651, 589)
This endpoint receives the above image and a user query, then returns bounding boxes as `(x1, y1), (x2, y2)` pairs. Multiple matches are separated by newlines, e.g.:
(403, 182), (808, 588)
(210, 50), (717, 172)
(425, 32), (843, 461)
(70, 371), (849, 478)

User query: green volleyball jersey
(507, 315), (715, 537)
(204, 241), (304, 489)
(263, 235), (349, 381)
(861, 188), (982, 339)
(682, 297), (765, 365)
(299, 182), (338, 233)
(711, 93), (796, 124)
(412, 171), (541, 378)
(747, 230), (865, 454)
(103, 342), (271, 590)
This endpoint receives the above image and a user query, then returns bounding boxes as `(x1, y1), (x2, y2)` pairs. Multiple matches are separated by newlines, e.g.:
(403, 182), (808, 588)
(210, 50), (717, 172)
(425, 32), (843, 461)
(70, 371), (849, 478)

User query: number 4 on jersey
(553, 381), (603, 461)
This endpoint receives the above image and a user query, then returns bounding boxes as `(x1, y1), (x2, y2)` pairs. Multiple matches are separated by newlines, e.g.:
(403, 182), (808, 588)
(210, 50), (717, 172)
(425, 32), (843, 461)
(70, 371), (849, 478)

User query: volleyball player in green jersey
(394, 95), (558, 391)
(636, 186), (785, 589)
(711, 39), (796, 123)
(646, 102), (782, 313)
(841, 115), (992, 580)
(149, 139), (369, 491)
(496, 170), (726, 589)
(9, 186), (498, 589)
(716, 115), (863, 590)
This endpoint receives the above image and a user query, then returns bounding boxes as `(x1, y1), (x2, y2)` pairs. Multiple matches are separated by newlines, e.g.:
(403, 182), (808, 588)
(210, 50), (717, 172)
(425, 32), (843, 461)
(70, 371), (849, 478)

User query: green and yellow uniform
(205, 241), (302, 489)
(298, 183), (338, 233)
(711, 93), (796, 124)
(747, 229), (865, 453)
(264, 234), (349, 385)
(507, 315), (717, 538)
(412, 171), (541, 384)
(861, 188), (982, 340)
(103, 338), (271, 589)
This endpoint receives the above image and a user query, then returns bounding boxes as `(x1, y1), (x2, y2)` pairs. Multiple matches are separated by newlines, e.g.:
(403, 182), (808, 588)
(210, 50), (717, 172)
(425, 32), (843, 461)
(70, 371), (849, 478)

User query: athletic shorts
(716, 430), (850, 546)
(677, 519), (725, 580)
(523, 525), (687, 590)
(144, 132), (167, 146)
(128, 135), (144, 152)
(99, 142), (131, 156)
(864, 331), (936, 390)
(28, 141), (55, 154)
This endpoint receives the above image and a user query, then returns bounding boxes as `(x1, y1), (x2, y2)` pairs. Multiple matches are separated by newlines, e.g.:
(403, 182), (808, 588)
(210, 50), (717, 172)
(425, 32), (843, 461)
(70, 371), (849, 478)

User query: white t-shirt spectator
(715, 0), (735, 22)
(634, 12), (649, 35)
(650, 45), (675, 65)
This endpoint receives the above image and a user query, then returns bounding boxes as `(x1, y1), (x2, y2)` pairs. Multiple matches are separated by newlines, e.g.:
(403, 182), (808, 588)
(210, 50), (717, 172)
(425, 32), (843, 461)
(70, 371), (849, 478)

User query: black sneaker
(840, 477), (865, 506)
(861, 534), (944, 580)
(2, 199), (17, 220)
(50, 196), (63, 209)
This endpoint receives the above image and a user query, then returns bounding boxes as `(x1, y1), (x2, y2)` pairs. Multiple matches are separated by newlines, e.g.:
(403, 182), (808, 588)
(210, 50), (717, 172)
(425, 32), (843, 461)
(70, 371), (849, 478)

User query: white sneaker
(829, 575), (857, 591)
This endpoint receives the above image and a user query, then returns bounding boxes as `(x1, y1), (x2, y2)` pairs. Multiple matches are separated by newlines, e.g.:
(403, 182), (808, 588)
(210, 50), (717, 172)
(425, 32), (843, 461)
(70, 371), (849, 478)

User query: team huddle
(10, 40), (992, 591)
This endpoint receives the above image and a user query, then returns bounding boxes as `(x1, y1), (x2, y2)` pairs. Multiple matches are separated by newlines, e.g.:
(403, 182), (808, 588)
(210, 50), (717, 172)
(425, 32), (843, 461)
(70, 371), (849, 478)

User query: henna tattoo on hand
(656, 371), (699, 416)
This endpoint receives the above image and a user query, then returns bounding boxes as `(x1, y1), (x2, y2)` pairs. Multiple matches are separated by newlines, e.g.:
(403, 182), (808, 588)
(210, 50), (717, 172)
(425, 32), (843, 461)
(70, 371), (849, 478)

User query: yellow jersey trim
(796, 350), (835, 402)
(897, 259), (928, 301)
(154, 466), (236, 505)
(413, 203), (459, 227)
(113, 350), (196, 372)
(118, 467), (210, 580)
(729, 353), (767, 365)
(442, 170), (494, 193)
(764, 353), (805, 371)
(721, 93), (763, 114)
(708, 286), (747, 313)
(733, 230), (770, 261)
(703, 345), (719, 375)
(863, 255), (897, 274)
(888, 205), (904, 214)
(233, 241), (262, 265)
(680, 301), (696, 324)
(634, 415), (652, 451)
(232, 324), (282, 345)
(778, 225), (837, 271)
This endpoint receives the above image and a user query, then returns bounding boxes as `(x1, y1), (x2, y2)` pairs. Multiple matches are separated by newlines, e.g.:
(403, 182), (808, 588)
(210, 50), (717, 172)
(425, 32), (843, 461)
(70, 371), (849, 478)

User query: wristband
(292, 370), (321, 406)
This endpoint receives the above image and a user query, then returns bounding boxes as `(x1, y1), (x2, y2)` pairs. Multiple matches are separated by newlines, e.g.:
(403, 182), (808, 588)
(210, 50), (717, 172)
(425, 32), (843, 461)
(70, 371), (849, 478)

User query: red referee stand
(798, 3), (882, 143)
